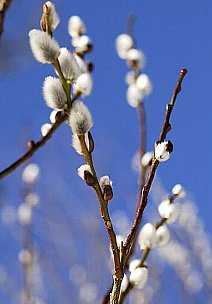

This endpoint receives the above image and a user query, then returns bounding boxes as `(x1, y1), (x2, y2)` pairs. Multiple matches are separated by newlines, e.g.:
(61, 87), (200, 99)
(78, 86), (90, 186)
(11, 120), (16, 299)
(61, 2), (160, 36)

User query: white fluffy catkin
(58, 47), (80, 82)
(43, 76), (67, 110)
(69, 101), (93, 134)
(29, 29), (60, 64)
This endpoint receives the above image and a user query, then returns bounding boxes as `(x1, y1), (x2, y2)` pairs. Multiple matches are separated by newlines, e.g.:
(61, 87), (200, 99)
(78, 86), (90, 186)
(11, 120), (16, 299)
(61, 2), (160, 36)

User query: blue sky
(0, 1), (211, 303)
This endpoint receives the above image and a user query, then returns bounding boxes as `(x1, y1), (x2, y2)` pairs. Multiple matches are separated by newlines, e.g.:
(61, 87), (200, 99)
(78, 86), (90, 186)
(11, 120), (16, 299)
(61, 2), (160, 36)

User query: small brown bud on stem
(84, 170), (96, 187)
(88, 131), (94, 153)
(103, 185), (113, 201)
(27, 140), (35, 149)
(166, 140), (173, 153)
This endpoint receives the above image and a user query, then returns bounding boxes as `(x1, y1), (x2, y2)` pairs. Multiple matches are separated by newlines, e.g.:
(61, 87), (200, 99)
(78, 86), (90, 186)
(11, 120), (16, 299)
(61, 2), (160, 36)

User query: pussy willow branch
(124, 68), (187, 260)
(0, 0), (12, 40)
(78, 135), (123, 304)
(0, 4), (80, 180)
(122, 68), (187, 263)
(103, 68), (187, 304)
(118, 193), (178, 303)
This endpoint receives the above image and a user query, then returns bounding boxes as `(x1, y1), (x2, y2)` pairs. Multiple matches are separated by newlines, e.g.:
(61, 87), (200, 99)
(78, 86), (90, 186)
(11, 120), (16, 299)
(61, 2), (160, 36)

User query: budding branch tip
(181, 68), (188, 76)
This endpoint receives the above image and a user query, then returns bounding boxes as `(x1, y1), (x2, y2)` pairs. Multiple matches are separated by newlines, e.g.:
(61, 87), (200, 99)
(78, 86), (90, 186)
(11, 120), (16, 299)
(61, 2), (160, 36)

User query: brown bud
(85, 43), (93, 53)
(127, 60), (139, 71)
(40, 4), (52, 35)
(103, 185), (113, 201)
(88, 131), (94, 153)
(54, 110), (63, 122)
(40, 5), (48, 32)
(84, 170), (96, 187)
(166, 140), (173, 153)
(87, 62), (94, 72)
(27, 140), (35, 149)
(106, 221), (112, 229)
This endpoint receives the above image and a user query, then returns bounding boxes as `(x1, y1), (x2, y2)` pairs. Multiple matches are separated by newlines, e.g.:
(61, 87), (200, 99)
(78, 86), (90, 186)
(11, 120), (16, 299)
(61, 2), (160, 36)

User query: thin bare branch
(0, 112), (68, 180)
(78, 135), (123, 303)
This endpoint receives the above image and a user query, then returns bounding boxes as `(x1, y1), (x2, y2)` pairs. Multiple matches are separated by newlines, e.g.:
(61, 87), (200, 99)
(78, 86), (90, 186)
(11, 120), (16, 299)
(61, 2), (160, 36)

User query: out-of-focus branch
(0, 0), (12, 40)
(137, 101), (147, 195)
(126, 14), (136, 37)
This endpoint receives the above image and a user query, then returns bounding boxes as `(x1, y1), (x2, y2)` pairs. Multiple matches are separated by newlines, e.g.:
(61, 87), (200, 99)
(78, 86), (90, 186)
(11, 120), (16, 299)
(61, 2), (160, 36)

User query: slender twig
(0, 112), (68, 180)
(78, 135), (123, 304)
(0, 0), (12, 41)
(122, 68), (187, 262)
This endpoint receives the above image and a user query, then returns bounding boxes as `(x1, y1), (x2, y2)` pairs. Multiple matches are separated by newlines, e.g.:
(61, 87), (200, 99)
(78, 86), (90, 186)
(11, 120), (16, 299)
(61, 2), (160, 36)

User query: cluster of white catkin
(118, 184), (185, 293)
(29, 1), (113, 223)
(115, 33), (152, 108)
(28, 1), (93, 145)
(116, 32), (173, 164)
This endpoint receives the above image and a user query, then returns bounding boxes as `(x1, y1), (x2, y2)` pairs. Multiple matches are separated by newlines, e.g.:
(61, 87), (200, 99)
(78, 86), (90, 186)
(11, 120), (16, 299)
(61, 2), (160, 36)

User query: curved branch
(122, 68), (187, 267)
(0, 112), (68, 180)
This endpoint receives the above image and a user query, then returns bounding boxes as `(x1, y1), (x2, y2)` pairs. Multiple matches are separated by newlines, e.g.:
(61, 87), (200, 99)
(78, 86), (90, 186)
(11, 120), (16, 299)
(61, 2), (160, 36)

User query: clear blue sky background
(0, 1), (211, 303)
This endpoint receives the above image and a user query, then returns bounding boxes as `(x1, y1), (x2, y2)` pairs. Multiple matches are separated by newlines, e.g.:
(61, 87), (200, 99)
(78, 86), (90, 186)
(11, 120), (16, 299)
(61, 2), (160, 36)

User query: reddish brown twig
(78, 135), (123, 304)
(122, 68), (187, 262)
